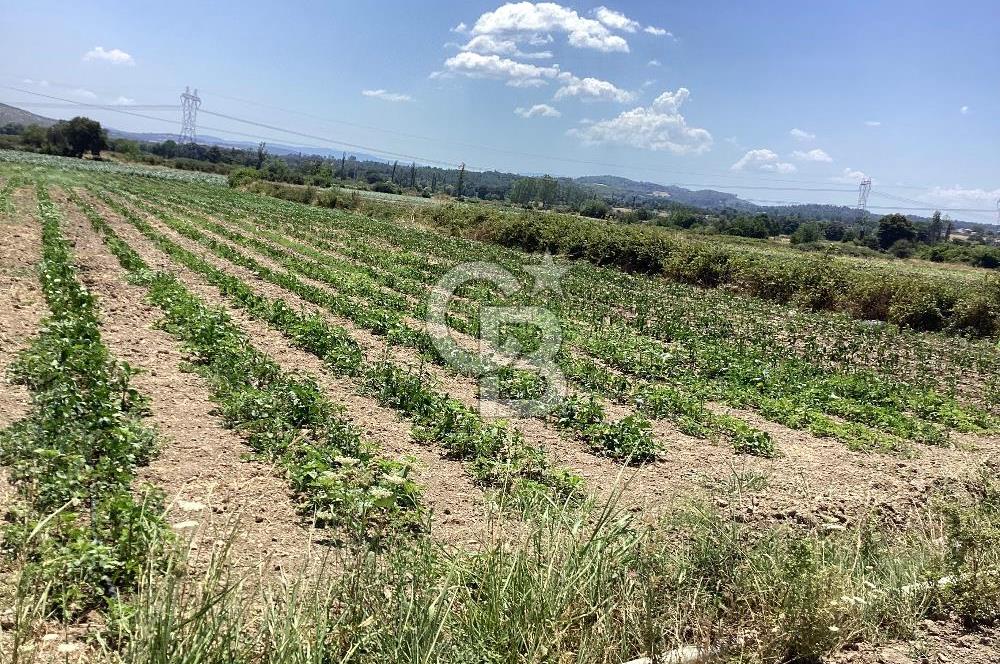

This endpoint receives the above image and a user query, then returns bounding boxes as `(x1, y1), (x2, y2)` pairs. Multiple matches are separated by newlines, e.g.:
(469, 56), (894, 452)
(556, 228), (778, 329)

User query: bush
(579, 199), (611, 219)
(228, 167), (260, 188)
(372, 180), (401, 194)
(791, 222), (822, 245)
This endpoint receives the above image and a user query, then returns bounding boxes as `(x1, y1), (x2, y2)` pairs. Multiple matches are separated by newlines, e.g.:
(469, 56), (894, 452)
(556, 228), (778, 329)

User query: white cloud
(70, 88), (98, 100)
(731, 148), (797, 173)
(568, 87), (712, 154)
(452, 22), (468, 33)
(469, 2), (629, 53)
(593, 6), (640, 32)
(506, 77), (549, 88)
(113, 96), (135, 106)
(960, 105), (970, 115)
(831, 167), (867, 184)
(439, 51), (562, 87)
(362, 89), (414, 102)
(644, 26), (670, 36)
(920, 185), (1000, 206)
(865, 120), (881, 127)
(791, 148), (832, 163)
(647, 59), (661, 67)
(83, 46), (134, 66)
(515, 103), (562, 118)
(555, 75), (634, 102)
(460, 34), (552, 58)
(789, 128), (815, 141)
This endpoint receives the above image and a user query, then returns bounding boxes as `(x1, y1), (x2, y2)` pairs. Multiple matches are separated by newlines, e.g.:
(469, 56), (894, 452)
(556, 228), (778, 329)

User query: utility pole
(856, 177), (872, 237)
(179, 86), (201, 143)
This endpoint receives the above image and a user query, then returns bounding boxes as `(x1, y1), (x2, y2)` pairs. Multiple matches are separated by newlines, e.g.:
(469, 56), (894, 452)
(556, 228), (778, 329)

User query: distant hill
(0, 102), (991, 228)
(0, 103), (57, 128)
(573, 175), (755, 211)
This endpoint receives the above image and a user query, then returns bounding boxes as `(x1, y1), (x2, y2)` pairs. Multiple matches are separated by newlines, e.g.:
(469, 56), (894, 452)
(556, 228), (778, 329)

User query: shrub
(227, 167), (260, 188)
(579, 199), (611, 219)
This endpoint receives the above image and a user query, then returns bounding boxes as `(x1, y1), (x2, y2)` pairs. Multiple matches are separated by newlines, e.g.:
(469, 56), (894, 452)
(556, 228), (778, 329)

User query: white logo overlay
(426, 255), (570, 417)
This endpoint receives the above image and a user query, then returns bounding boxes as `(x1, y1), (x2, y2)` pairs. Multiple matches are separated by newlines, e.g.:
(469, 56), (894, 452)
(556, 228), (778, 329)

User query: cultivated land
(1, 153), (1000, 663)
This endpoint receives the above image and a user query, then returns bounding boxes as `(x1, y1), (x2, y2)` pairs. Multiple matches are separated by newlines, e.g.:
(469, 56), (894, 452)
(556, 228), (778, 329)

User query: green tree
(455, 162), (466, 197)
(928, 210), (944, 243)
(791, 222), (822, 244)
(538, 175), (558, 207)
(579, 199), (611, 219)
(46, 117), (108, 158)
(510, 178), (537, 205)
(877, 213), (917, 250)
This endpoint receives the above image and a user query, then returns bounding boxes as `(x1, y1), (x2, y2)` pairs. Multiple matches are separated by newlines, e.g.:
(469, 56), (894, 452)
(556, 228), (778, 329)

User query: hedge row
(472, 213), (1000, 337)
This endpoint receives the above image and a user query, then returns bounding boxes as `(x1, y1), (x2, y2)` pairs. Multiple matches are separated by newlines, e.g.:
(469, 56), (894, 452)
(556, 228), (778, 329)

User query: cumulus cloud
(792, 148), (832, 162)
(865, 120), (881, 127)
(113, 96), (135, 106)
(568, 87), (712, 154)
(438, 51), (562, 86)
(960, 105), (970, 115)
(461, 34), (553, 58)
(831, 167), (868, 184)
(362, 89), (414, 102)
(555, 75), (634, 102)
(593, 6), (639, 32)
(789, 128), (815, 141)
(515, 103), (562, 118)
(469, 2), (630, 53)
(71, 88), (98, 100)
(731, 149), (797, 173)
(647, 59), (661, 67)
(644, 26), (670, 36)
(83, 46), (134, 65)
(451, 22), (468, 33)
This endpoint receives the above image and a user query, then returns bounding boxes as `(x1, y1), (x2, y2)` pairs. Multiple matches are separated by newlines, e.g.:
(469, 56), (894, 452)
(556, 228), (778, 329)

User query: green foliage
(0, 185), (166, 617)
(791, 221), (822, 244)
(579, 198), (611, 219)
(227, 166), (260, 188)
(877, 213), (917, 250)
(46, 116), (109, 159)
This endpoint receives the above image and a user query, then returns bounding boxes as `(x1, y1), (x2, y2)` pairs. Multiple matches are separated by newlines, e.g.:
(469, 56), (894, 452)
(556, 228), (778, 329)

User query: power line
(8, 102), (179, 110)
(5, 83), (996, 221)
(202, 87), (901, 190)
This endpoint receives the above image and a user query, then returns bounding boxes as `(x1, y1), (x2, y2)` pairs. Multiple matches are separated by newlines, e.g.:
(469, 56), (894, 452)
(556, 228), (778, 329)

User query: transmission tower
(856, 177), (872, 235)
(179, 86), (201, 143)
(996, 198), (999, 226)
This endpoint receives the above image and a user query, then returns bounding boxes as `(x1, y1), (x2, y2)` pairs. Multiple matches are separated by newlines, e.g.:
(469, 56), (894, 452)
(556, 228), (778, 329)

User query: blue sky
(1, 0), (998, 222)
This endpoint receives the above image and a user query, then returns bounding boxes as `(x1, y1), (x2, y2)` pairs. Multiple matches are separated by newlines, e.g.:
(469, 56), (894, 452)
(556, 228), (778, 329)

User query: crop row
(151, 182), (992, 452)
(0, 185), (165, 617)
(216, 183), (999, 399)
(118, 182), (786, 457)
(79, 190), (584, 500)
(71, 189), (425, 540)
(107, 187), (703, 461)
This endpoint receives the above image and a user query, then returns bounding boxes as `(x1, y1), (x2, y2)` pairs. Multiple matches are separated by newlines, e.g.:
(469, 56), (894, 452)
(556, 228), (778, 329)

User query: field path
(0, 186), (46, 428)
(55, 187), (319, 574)
(73, 189), (495, 544)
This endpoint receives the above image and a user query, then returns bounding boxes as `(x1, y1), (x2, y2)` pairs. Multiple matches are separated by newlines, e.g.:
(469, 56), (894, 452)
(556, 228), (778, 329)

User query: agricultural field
(2, 153), (1000, 663)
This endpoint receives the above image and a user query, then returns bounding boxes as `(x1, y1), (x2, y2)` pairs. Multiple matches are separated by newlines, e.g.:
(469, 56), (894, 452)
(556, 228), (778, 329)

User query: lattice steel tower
(857, 177), (872, 232)
(179, 86), (201, 143)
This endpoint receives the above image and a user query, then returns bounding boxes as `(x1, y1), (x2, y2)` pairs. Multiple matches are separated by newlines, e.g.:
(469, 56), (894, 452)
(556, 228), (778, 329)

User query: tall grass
(9, 469), (985, 664)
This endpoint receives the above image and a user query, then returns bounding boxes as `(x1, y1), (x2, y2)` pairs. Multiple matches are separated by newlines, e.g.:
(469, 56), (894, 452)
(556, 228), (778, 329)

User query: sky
(1, 0), (998, 222)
